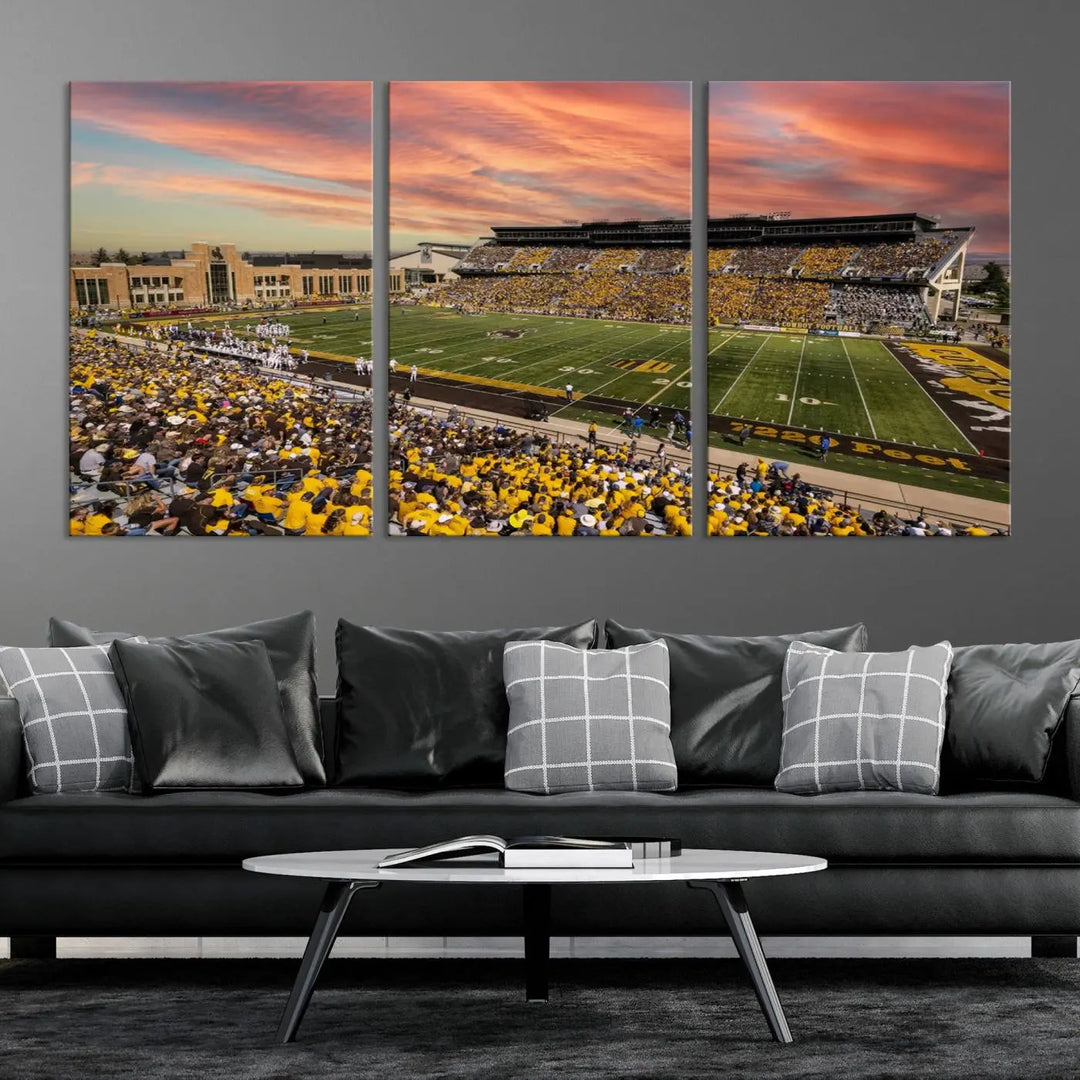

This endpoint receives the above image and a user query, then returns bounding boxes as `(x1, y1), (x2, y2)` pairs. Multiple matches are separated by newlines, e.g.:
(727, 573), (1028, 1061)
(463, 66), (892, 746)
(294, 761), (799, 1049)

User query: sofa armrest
(0, 697), (23, 804)
(1065, 694), (1080, 801)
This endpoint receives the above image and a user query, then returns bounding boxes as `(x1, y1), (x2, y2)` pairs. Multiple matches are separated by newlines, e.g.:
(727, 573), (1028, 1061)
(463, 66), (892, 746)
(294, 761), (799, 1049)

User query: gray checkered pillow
(503, 639), (677, 794)
(775, 640), (953, 795)
(0, 646), (137, 794)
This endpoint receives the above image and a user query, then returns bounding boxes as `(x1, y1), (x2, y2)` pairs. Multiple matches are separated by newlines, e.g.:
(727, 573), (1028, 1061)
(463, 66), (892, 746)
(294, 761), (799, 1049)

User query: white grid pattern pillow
(503, 639), (677, 794)
(0, 646), (137, 794)
(775, 640), (953, 795)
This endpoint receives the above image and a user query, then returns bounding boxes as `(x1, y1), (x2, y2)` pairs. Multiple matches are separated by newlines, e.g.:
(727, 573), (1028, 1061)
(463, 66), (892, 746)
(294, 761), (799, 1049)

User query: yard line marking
(398, 315), (615, 374)
(713, 333), (774, 414)
(707, 329), (743, 356)
(786, 336), (807, 427)
(545, 333), (690, 406)
(630, 328), (742, 415)
(840, 336), (877, 439)
(870, 339), (977, 453)
(641, 362), (692, 407)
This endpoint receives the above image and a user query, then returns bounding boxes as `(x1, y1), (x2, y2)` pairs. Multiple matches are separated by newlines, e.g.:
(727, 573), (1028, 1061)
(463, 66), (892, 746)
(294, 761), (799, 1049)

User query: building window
(208, 262), (230, 303)
(302, 275), (314, 295)
(340, 275), (352, 293)
(319, 274), (334, 294)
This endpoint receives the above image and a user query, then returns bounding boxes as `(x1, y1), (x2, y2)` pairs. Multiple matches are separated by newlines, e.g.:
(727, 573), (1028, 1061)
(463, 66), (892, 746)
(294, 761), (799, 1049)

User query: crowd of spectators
(828, 284), (926, 328)
(68, 334), (373, 537)
(587, 248), (641, 273)
(389, 402), (691, 537)
(846, 234), (959, 278)
(457, 234), (964, 284)
(445, 235), (958, 329)
(458, 244), (517, 270)
(540, 247), (598, 272)
(435, 272), (691, 323)
(724, 245), (804, 275)
(439, 270), (928, 330)
(635, 247), (688, 272)
(706, 277), (831, 326)
(706, 248), (735, 272)
(793, 245), (859, 278)
(507, 247), (552, 271)
(707, 460), (1003, 537)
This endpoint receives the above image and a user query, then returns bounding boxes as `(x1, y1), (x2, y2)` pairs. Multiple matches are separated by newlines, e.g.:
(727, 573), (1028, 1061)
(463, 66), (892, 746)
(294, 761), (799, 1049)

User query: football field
(195, 305), (692, 413)
(176, 304), (1008, 504)
(197, 309), (973, 454)
(707, 329), (975, 452)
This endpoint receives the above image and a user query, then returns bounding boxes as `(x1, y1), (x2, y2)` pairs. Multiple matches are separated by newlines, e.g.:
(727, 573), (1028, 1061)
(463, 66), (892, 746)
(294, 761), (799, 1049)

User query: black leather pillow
(943, 641), (1080, 786)
(109, 637), (304, 793)
(604, 620), (868, 786)
(49, 613), (324, 785)
(335, 620), (599, 788)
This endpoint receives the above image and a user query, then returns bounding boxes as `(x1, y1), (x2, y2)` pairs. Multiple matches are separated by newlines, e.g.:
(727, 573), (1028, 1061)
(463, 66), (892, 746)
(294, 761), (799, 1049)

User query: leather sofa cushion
(109, 637), (304, 793)
(605, 621), (867, 786)
(944, 641), (1080, 787)
(3, 788), (1078, 864)
(48, 613), (324, 786)
(335, 620), (599, 788)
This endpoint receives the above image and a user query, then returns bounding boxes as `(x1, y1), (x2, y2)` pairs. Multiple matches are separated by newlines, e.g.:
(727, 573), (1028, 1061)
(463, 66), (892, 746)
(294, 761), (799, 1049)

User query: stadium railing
(401, 400), (569, 447)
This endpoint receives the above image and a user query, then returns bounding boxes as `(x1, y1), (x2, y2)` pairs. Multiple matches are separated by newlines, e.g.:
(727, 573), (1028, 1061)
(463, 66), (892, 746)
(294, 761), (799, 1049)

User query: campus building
(70, 241), (404, 310)
(389, 242), (470, 287)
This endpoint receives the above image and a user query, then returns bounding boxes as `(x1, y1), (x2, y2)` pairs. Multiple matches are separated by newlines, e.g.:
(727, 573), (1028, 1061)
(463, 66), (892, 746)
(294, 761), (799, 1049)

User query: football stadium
(70, 212), (1008, 538)
(383, 213), (1007, 537)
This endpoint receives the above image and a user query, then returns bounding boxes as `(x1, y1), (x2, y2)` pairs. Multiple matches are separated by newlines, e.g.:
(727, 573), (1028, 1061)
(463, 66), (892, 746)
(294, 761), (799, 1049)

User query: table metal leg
(688, 880), (793, 1044)
(277, 880), (379, 1044)
(523, 883), (552, 1002)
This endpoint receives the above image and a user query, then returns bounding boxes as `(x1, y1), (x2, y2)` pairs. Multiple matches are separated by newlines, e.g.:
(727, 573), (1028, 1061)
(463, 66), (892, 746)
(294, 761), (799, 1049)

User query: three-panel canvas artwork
(69, 81), (1009, 538)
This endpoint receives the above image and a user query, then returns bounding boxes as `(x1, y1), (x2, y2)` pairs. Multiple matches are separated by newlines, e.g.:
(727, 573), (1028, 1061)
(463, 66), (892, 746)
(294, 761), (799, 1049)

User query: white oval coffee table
(244, 848), (827, 1045)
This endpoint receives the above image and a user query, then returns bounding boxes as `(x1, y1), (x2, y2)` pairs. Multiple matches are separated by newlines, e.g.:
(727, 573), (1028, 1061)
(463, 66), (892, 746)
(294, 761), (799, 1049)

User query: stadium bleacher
(445, 218), (968, 331)
(707, 462), (1003, 538)
(69, 335), (373, 537)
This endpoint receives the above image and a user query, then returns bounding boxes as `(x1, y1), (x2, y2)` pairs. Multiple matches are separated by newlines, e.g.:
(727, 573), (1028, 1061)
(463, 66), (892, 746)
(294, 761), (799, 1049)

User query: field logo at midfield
(487, 328), (533, 340)
(610, 358), (674, 374)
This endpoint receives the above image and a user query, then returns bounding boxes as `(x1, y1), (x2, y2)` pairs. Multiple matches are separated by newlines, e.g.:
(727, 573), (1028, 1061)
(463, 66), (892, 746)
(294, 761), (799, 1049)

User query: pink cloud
(73, 161), (370, 228)
(390, 82), (690, 241)
(71, 82), (372, 191)
(709, 82), (1010, 253)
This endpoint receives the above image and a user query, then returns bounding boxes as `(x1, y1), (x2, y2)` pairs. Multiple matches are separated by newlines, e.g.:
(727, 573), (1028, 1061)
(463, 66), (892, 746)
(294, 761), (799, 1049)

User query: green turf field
(205, 305), (692, 413)
(707, 329), (975, 452)
(390, 307), (691, 410)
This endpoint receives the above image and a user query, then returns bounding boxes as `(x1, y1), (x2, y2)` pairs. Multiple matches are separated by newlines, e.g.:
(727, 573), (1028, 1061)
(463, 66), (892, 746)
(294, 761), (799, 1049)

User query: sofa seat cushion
(2, 788), (1079, 864)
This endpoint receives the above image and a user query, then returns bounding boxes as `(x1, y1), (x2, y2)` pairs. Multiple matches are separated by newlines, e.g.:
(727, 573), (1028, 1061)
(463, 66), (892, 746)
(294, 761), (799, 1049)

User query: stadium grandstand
(69, 333), (373, 537)
(437, 212), (972, 332)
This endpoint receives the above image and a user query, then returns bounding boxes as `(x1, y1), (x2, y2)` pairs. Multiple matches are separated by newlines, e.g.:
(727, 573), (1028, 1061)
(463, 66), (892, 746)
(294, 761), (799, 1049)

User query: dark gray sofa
(3, 696), (1080, 955)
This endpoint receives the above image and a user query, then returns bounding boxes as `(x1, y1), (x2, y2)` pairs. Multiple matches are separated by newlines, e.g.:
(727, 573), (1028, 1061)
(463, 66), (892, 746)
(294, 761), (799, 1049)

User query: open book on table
(377, 835), (638, 869)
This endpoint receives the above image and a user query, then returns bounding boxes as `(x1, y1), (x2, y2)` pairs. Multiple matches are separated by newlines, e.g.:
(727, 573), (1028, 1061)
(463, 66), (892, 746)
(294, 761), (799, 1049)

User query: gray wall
(0, 0), (1073, 688)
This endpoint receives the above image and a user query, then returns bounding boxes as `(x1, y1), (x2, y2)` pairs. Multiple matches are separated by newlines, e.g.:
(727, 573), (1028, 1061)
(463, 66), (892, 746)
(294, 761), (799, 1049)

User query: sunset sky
(70, 82), (371, 253)
(70, 81), (1009, 259)
(709, 82), (1010, 257)
(390, 82), (691, 248)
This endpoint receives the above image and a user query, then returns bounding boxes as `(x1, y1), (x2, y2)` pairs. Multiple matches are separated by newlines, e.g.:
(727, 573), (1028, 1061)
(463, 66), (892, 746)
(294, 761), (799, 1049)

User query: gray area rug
(1, 957), (1078, 1079)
